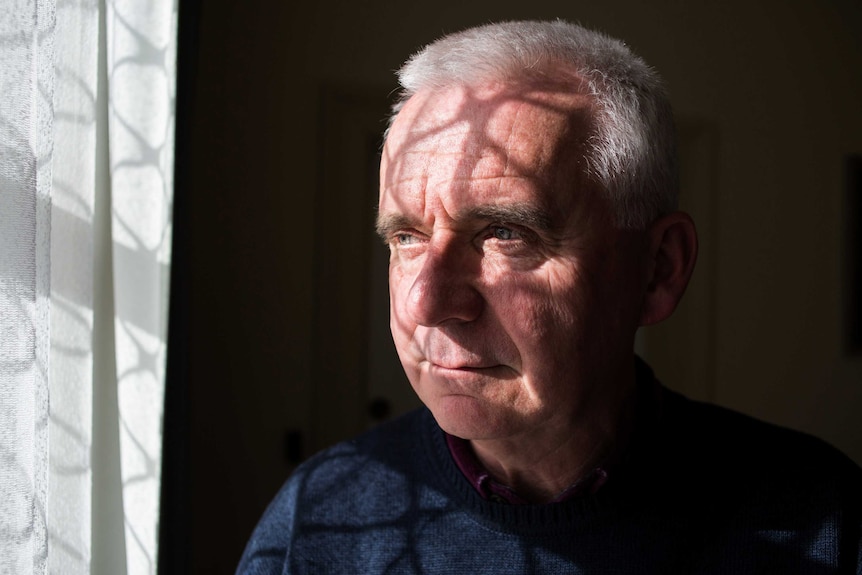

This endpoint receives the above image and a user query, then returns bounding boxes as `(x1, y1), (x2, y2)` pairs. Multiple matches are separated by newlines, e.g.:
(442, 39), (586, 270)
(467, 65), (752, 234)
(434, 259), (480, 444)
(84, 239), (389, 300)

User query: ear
(639, 211), (698, 326)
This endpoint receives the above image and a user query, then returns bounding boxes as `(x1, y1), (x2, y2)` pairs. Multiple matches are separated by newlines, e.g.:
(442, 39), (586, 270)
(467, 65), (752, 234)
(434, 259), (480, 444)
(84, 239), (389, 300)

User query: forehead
(380, 83), (596, 219)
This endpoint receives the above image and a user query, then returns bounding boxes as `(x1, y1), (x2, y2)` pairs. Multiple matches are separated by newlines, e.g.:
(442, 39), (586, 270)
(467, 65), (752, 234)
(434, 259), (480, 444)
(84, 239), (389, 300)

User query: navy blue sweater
(238, 389), (862, 574)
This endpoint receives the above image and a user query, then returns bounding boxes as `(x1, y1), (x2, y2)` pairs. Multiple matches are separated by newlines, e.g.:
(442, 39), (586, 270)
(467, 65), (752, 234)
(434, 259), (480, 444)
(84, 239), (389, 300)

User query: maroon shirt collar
(445, 433), (609, 504)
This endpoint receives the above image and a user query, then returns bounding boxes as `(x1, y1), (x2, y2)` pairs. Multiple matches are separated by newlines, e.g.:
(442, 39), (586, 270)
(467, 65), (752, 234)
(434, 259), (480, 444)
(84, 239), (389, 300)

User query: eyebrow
(375, 202), (555, 241)
(375, 213), (415, 241)
(463, 204), (554, 231)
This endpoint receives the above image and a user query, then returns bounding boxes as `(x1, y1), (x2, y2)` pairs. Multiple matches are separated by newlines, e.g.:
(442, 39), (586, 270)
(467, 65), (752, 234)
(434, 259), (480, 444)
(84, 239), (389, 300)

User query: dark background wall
(178, 1), (862, 572)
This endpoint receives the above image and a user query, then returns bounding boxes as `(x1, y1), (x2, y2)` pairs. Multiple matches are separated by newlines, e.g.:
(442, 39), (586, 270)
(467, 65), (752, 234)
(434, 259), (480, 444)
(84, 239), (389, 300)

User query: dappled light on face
(381, 83), (594, 215)
(378, 81), (647, 455)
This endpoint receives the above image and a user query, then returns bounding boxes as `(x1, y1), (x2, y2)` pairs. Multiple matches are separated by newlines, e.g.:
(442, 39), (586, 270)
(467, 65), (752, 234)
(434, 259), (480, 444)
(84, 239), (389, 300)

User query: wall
(187, 0), (862, 571)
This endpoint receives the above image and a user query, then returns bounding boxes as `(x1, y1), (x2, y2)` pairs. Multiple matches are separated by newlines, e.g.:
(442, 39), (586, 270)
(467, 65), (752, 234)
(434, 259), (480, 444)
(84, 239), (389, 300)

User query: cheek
(388, 268), (421, 367)
(483, 279), (579, 375)
(388, 264), (410, 322)
(507, 294), (581, 370)
(491, 266), (609, 393)
(496, 265), (583, 334)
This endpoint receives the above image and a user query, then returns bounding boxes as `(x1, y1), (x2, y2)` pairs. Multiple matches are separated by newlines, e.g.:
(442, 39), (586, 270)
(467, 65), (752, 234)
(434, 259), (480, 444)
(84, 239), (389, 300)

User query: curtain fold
(49, 1), (99, 572)
(0, 0), (177, 573)
(107, 1), (176, 572)
(0, 1), (55, 573)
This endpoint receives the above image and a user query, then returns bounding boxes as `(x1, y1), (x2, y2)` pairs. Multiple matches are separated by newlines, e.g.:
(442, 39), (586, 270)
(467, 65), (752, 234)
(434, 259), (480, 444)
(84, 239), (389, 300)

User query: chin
(427, 394), (516, 441)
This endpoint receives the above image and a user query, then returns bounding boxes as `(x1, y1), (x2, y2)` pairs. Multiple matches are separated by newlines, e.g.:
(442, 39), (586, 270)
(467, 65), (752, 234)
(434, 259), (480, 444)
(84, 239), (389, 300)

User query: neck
(470, 364), (639, 503)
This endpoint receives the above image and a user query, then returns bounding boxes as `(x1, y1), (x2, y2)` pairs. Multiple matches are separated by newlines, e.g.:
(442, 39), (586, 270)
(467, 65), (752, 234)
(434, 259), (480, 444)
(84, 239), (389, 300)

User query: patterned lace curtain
(0, 0), (177, 573)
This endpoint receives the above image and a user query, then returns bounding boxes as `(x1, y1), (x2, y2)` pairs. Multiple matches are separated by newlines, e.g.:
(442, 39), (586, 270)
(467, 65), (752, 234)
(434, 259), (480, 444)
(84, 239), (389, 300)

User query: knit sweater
(237, 388), (862, 574)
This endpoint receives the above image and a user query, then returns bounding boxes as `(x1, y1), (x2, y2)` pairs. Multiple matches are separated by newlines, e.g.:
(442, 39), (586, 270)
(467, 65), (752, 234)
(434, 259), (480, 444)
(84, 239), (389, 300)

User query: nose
(405, 239), (483, 326)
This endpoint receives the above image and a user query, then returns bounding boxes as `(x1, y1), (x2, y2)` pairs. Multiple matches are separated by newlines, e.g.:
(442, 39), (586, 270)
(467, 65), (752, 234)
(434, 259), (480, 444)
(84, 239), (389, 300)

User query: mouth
(435, 361), (495, 369)
(425, 362), (515, 379)
(425, 358), (500, 370)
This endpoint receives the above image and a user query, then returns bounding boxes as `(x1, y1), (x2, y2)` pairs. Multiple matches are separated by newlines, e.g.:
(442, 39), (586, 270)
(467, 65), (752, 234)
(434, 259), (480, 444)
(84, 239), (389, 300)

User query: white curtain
(0, 0), (177, 573)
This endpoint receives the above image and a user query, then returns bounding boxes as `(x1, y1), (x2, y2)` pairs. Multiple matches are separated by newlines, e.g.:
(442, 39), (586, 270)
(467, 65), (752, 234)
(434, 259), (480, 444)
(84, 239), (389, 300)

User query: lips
(410, 328), (518, 375)
(423, 352), (506, 370)
(415, 343), (496, 368)
(426, 360), (517, 378)
(428, 360), (499, 370)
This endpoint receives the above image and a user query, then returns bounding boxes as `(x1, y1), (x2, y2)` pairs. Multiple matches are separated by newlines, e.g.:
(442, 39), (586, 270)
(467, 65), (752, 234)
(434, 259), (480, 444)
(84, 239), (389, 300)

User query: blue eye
(395, 233), (417, 245)
(491, 226), (516, 240)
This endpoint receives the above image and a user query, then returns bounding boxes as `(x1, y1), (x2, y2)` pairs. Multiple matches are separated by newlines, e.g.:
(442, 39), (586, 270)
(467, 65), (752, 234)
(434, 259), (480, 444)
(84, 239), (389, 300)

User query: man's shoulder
(664, 389), (856, 460)
(237, 408), (441, 573)
(278, 407), (439, 506)
(657, 388), (862, 499)
(301, 406), (433, 471)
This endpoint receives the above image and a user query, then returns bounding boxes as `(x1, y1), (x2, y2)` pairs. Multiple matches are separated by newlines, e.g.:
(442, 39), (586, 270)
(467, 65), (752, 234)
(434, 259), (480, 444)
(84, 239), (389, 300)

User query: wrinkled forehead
(379, 83), (604, 230)
(383, 83), (595, 177)
(379, 83), (611, 233)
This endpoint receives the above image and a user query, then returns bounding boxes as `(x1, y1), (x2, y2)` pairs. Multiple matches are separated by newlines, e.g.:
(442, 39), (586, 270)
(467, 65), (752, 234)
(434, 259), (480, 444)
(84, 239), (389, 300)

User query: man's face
(378, 83), (647, 442)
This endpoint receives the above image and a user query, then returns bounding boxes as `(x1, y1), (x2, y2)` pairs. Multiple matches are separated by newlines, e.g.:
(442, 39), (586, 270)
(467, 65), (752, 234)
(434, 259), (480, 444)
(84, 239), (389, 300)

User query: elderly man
(239, 20), (861, 574)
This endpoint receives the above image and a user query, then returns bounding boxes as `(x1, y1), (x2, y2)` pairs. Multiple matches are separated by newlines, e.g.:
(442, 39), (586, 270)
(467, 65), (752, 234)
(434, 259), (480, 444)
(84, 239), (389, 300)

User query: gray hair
(388, 20), (678, 230)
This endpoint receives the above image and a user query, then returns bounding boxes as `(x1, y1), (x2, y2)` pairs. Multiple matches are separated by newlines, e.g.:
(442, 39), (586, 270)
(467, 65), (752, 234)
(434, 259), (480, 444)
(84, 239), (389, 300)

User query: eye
(395, 232), (418, 245)
(478, 224), (538, 256)
(391, 230), (427, 249)
(490, 225), (518, 241)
